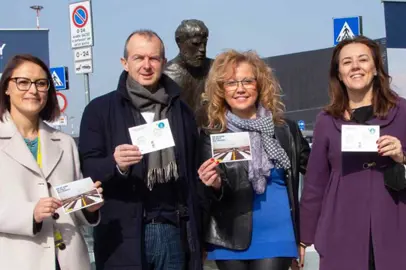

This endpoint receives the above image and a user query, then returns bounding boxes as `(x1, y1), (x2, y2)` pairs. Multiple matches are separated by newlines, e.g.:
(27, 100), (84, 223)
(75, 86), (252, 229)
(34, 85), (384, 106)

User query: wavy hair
(202, 50), (285, 132)
(325, 35), (398, 118)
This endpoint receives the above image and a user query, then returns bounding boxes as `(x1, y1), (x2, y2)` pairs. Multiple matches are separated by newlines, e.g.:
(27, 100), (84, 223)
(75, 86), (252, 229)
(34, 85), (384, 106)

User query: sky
(0, 0), (387, 135)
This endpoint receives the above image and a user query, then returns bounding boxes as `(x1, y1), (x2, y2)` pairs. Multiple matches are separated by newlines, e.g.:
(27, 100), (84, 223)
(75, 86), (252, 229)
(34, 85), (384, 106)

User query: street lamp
(30, 5), (44, 29)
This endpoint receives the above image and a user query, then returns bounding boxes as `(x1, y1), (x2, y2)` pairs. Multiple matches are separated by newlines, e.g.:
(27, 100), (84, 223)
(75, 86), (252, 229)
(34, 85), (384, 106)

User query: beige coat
(0, 113), (99, 270)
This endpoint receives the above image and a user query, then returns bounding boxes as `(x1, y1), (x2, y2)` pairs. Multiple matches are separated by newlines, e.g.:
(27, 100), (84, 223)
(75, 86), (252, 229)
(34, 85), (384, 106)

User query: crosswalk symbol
(336, 22), (355, 43)
(52, 71), (63, 87)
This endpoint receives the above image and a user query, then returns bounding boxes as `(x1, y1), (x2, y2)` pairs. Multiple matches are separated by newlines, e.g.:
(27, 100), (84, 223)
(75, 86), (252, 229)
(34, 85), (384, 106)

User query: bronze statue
(164, 19), (212, 125)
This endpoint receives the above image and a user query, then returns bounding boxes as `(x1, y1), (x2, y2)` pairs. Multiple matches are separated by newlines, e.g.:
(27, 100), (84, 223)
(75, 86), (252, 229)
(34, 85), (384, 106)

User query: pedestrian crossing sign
(50, 66), (69, 90)
(333, 16), (362, 45)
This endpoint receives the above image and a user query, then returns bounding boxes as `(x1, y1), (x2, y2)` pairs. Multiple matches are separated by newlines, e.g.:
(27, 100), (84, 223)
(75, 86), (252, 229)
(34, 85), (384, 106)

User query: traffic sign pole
(84, 73), (90, 105)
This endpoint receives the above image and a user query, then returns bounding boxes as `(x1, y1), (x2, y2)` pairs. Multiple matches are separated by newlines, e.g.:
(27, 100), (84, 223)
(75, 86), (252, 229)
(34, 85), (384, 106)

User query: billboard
(383, 1), (406, 98)
(0, 29), (50, 77)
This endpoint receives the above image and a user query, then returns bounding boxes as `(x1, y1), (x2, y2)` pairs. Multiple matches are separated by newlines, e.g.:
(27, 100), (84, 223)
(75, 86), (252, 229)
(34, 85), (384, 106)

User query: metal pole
(84, 73), (90, 105)
(30, 5), (43, 29)
(36, 10), (40, 29)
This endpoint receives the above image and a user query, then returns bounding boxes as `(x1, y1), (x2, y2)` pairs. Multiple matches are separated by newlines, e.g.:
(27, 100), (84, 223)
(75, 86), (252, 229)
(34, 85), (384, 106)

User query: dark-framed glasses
(10, 77), (50, 92)
(223, 78), (257, 91)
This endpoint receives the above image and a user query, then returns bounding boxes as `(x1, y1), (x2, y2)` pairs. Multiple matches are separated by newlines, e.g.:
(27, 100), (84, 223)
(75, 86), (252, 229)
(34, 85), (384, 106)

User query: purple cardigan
(300, 98), (406, 270)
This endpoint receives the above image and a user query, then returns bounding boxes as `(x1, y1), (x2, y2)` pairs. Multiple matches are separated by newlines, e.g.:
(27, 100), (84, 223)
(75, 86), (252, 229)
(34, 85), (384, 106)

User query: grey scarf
(126, 76), (178, 190)
(226, 105), (291, 194)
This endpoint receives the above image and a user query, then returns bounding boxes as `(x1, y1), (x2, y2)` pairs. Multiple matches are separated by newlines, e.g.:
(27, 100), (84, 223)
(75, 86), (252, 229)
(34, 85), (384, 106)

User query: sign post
(69, 0), (94, 105)
(56, 92), (68, 113)
(50, 66), (69, 90)
(333, 16), (363, 45)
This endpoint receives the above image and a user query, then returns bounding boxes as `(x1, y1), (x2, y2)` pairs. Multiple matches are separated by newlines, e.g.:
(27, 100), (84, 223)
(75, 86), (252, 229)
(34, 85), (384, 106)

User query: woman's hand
(291, 245), (306, 269)
(377, 135), (404, 163)
(198, 158), (221, 190)
(85, 181), (104, 213)
(34, 197), (62, 223)
(299, 245), (306, 269)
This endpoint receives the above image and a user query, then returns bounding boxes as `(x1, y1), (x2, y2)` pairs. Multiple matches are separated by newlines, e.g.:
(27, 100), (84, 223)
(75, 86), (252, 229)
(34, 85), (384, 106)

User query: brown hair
(325, 36), (398, 118)
(202, 50), (285, 132)
(0, 54), (60, 122)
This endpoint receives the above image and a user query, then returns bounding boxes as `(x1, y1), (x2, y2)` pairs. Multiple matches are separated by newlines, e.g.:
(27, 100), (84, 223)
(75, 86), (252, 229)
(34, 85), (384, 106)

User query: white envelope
(341, 125), (380, 152)
(128, 118), (175, 154)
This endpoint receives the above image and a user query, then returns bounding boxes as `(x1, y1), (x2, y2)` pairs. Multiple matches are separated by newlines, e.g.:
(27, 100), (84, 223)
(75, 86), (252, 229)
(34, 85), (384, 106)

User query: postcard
(54, 177), (103, 214)
(341, 125), (380, 152)
(210, 132), (252, 163)
(128, 119), (175, 154)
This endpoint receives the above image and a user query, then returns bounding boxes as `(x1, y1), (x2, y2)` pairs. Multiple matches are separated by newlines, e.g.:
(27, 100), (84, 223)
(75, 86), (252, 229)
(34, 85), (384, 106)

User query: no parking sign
(69, 1), (93, 48)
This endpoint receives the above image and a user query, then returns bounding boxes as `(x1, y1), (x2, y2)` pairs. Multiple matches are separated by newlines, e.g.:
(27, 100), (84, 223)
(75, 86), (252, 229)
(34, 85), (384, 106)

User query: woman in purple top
(299, 36), (406, 270)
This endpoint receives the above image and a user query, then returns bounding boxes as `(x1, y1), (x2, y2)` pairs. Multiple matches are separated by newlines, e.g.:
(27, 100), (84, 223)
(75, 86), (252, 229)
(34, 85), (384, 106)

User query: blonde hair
(202, 50), (285, 132)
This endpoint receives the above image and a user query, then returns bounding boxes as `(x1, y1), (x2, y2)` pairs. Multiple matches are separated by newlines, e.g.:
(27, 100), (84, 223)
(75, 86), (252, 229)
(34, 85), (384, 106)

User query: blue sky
(0, 0), (386, 135)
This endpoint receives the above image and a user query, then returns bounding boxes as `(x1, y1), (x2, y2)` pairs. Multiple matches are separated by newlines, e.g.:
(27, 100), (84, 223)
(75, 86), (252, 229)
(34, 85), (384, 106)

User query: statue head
(175, 19), (209, 68)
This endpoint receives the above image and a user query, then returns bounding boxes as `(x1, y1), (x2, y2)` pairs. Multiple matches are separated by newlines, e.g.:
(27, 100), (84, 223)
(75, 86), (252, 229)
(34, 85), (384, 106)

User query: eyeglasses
(10, 77), (50, 92)
(223, 78), (257, 91)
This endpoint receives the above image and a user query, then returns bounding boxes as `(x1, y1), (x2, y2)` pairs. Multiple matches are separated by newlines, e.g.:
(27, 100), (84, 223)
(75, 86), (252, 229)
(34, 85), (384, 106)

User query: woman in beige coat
(0, 54), (103, 270)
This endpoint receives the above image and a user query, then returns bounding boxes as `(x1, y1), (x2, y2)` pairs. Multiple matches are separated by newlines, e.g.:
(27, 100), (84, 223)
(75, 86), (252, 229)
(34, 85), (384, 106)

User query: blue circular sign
(72, 6), (88, 28)
(158, 122), (165, 129)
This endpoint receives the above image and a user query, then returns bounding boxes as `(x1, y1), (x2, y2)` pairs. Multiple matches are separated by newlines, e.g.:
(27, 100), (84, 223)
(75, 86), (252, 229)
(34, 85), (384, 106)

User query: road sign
(56, 92), (68, 113)
(69, 1), (93, 48)
(74, 46), (92, 62)
(297, 120), (305, 131)
(53, 115), (68, 127)
(50, 66), (69, 90)
(333, 16), (362, 45)
(75, 59), (93, 74)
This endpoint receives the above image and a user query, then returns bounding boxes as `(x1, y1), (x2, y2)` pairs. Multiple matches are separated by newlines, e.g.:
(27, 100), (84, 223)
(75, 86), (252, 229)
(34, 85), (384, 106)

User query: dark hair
(175, 19), (209, 44)
(325, 35), (398, 119)
(123, 29), (165, 59)
(0, 54), (60, 122)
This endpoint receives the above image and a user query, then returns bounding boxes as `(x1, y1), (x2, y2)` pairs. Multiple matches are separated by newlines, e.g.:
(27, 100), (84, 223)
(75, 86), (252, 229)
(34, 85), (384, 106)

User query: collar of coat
(0, 111), (64, 179)
(116, 71), (181, 103)
(331, 98), (402, 131)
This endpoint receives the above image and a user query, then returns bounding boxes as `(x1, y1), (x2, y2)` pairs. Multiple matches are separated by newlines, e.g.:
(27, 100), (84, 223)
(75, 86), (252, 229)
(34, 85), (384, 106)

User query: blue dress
(207, 168), (298, 260)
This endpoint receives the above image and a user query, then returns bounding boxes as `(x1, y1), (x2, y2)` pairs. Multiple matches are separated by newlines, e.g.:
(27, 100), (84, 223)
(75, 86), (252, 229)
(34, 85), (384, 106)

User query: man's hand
(114, 144), (143, 172)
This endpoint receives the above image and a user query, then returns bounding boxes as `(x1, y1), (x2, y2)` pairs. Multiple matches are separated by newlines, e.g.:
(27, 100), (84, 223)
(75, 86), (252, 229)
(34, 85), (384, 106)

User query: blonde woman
(198, 50), (310, 270)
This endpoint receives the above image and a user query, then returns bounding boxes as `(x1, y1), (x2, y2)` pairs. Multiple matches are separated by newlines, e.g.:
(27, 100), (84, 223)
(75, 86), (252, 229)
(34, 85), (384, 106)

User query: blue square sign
(333, 16), (362, 45)
(50, 66), (69, 90)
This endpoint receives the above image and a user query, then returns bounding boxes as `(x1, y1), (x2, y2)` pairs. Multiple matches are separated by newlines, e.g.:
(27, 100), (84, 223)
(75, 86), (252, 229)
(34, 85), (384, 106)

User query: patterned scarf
(226, 105), (291, 194)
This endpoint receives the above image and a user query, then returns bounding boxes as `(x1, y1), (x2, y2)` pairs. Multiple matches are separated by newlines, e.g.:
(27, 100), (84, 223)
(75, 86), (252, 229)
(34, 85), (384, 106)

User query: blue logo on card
(158, 122), (165, 128)
(369, 128), (375, 134)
